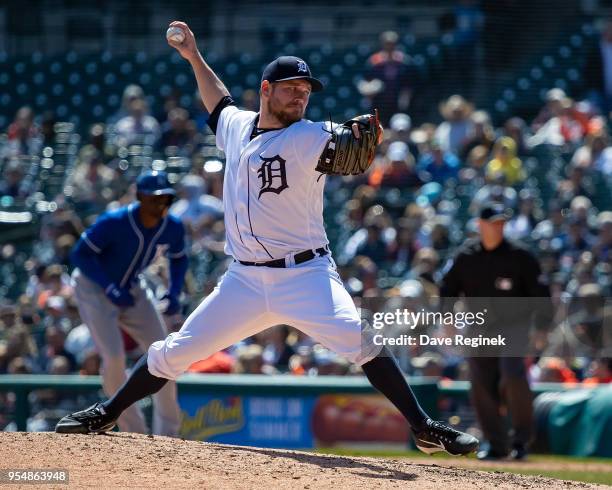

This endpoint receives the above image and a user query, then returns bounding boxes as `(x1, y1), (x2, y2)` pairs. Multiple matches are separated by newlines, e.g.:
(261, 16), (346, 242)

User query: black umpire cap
(479, 203), (511, 222)
(261, 56), (324, 92)
(136, 170), (176, 196)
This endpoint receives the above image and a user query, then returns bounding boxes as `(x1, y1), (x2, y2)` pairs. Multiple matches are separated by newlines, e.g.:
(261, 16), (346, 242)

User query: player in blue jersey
(69, 170), (187, 436)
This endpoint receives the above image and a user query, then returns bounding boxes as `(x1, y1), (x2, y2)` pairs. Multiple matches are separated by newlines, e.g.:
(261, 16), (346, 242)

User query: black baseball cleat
(509, 443), (527, 461)
(414, 419), (480, 456)
(55, 403), (117, 434)
(477, 448), (509, 461)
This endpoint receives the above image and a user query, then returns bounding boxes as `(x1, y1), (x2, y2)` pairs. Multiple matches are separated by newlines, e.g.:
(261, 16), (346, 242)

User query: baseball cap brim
(479, 205), (510, 221)
(481, 214), (507, 222)
(139, 188), (176, 196)
(271, 75), (324, 92)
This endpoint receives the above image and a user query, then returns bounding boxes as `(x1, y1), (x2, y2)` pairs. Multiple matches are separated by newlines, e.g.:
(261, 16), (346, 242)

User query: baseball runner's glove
(316, 110), (381, 176)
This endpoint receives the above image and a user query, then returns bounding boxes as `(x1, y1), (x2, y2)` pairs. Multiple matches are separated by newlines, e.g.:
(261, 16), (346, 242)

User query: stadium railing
(0, 374), (601, 432)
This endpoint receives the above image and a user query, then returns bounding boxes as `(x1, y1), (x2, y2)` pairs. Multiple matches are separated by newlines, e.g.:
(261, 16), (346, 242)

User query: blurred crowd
(0, 22), (611, 432)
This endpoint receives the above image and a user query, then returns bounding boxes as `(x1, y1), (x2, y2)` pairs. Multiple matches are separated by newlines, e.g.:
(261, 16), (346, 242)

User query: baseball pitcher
(57, 21), (478, 456)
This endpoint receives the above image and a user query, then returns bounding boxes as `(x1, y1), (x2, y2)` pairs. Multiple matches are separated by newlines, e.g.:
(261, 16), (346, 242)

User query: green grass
(481, 467), (612, 486)
(314, 448), (612, 486)
(525, 454), (612, 465)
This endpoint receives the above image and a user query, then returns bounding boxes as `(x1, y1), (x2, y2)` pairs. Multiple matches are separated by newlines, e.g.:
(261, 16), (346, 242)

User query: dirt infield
(0, 433), (605, 489)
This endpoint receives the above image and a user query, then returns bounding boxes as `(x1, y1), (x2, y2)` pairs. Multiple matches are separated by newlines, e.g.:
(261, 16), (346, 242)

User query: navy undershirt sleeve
(207, 96), (235, 134)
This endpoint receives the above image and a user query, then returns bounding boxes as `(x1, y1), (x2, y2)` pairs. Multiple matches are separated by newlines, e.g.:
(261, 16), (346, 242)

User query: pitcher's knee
(344, 345), (381, 366)
(147, 332), (192, 380)
(341, 321), (383, 366)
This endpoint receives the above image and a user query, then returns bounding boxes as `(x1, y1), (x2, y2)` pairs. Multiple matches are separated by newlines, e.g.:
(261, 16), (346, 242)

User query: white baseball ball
(166, 26), (185, 43)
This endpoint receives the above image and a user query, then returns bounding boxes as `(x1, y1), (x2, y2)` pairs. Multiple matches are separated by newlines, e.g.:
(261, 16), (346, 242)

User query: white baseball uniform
(147, 105), (379, 379)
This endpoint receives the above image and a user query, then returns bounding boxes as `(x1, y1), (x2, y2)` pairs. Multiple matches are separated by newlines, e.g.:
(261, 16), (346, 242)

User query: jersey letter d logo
(257, 155), (289, 198)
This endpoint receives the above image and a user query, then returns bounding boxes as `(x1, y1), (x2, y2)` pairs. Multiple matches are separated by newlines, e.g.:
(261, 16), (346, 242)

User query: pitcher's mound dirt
(0, 432), (603, 489)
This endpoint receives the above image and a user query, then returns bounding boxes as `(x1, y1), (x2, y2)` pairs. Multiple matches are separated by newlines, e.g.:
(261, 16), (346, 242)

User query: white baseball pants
(148, 255), (378, 380)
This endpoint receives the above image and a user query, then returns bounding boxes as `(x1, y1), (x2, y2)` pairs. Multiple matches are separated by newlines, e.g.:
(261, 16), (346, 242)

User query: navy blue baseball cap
(136, 170), (176, 196)
(261, 56), (324, 92)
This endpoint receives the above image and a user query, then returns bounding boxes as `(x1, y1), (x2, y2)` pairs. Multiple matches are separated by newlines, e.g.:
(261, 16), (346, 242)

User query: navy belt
(238, 247), (329, 268)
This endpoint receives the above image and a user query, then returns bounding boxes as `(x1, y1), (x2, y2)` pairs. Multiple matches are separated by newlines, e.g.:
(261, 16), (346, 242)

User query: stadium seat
(337, 86), (351, 99)
(569, 34), (583, 48)
(308, 106), (322, 120)
(343, 52), (357, 66)
(330, 64), (344, 77)
(174, 73), (188, 87)
(155, 61), (168, 75)
(138, 72), (152, 87)
(106, 93), (120, 108)
(225, 62), (238, 76)
(581, 23), (595, 37)
(170, 52), (183, 65)
(559, 45), (571, 59)
(67, 72), (81, 86)
(31, 71), (46, 86)
(231, 86), (244, 98)
(567, 67), (581, 81)
(135, 51), (148, 64)
(91, 105), (105, 118)
(64, 51), (78, 63)
(308, 52), (323, 65)
(530, 66), (543, 80)
(87, 83), (101, 97)
(503, 89), (516, 102)
(119, 61), (133, 75)
(542, 56), (555, 69)
(51, 83), (65, 97)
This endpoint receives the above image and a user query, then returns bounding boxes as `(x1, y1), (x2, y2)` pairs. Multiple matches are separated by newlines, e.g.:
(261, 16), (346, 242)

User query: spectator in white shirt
(113, 97), (160, 147)
(435, 95), (474, 155)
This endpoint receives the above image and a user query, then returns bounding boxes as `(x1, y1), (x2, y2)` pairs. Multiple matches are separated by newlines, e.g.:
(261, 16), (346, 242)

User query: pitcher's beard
(267, 100), (304, 126)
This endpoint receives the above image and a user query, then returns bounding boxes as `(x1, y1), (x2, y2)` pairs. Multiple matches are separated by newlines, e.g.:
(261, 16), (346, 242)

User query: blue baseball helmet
(136, 170), (176, 196)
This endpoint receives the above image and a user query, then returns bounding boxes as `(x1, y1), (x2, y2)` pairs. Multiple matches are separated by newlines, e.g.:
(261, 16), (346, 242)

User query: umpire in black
(439, 203), (553, 460)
